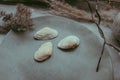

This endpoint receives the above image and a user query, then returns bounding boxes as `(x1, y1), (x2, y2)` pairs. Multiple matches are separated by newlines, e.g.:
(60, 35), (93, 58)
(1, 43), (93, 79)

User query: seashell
(34, 42), (53, 62)
(34, 27), (58, 40)
(58, 35), (80, 49)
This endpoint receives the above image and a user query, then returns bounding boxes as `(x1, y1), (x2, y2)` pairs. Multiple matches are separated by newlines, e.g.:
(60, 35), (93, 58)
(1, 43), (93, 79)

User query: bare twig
(106, 42), (120, 52)
(96, 41), (106, 71)
(87, 0), (120, 72)
(86, 0), (94, 21)
(86, 0), (105, 72)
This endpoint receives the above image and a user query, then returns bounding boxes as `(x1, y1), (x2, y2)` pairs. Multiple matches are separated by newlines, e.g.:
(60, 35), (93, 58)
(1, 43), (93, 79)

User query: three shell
(34, 27), (80, 62)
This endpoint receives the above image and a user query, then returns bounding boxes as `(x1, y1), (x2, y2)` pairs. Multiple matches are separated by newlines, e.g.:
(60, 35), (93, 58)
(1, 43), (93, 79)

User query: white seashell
(34, 27), (58, 40)
(58, 35), (80, 49)
(34, 42), (53, 62)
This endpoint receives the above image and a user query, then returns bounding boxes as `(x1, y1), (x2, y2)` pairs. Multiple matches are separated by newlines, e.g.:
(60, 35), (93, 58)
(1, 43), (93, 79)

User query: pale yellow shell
(34, 42), (53, 61)
(58, 35), (80, 49)
(34, 27), (58, 40)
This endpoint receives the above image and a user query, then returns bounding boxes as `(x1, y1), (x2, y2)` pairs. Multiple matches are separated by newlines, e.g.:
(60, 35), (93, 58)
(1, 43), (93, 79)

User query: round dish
(0, 16), (112, 80)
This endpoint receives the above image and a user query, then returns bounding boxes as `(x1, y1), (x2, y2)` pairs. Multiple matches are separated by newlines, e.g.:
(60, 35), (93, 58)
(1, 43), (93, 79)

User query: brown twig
(86, 0), (105, 72)
(87, 0), (120, 72)
(106, 42), (120, 52)
(96, 41), (106, 71)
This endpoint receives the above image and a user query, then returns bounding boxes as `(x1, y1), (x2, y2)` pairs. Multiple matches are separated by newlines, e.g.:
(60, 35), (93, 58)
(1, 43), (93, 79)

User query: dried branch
(106, 42), (120, 52)
(86, 0), (106, 72)
(96, 41), (105, 71)
(87, 0), (120, 73)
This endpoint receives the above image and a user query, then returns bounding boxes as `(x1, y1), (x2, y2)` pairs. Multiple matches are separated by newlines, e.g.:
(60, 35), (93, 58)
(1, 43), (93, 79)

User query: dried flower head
(0, 11), (13, 34)
(0, 11), (6, 17)
(0, 4), (33, 34)
(11, 4), (33, 32)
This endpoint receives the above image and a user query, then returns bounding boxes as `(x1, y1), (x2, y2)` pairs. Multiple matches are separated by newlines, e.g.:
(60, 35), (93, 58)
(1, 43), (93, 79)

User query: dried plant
(41, 0), (117, 23)
(41, 0), (94, 22)
(86, 1), (120, 77)
(0, 4), (33, 33)
(0, 11), (13, 33)
(11, 4), (33, 32)
(0, 11), (6, 17)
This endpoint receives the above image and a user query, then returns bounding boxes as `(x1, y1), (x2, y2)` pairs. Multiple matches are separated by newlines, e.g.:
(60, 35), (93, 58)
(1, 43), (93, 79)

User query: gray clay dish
(0, 16), (112, 80)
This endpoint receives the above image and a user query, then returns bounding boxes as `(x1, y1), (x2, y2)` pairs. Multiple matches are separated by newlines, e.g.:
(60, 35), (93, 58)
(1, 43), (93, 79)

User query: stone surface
(0, 34), (5, 44)
(0, 4), (118, 80)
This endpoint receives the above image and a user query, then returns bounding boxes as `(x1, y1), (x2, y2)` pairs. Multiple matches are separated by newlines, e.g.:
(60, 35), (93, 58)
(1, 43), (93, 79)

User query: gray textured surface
(0, 34), (5, 44)
(0, 16), (112, 80)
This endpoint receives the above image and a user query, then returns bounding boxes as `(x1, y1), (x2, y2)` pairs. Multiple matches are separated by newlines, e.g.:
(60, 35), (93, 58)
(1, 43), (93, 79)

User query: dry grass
(40, 0), (119, 25)
(41, 0), (94, 22)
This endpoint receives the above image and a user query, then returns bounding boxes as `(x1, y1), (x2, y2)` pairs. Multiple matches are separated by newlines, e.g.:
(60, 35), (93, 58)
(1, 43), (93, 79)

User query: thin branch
(106, 42), (120, 52)
(87, 0), (120, 72)
(86, 0), (94, 21)
(95, 9), (101, 25)
(96, 41), (105, 71)
(95, 23), (105, 39)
